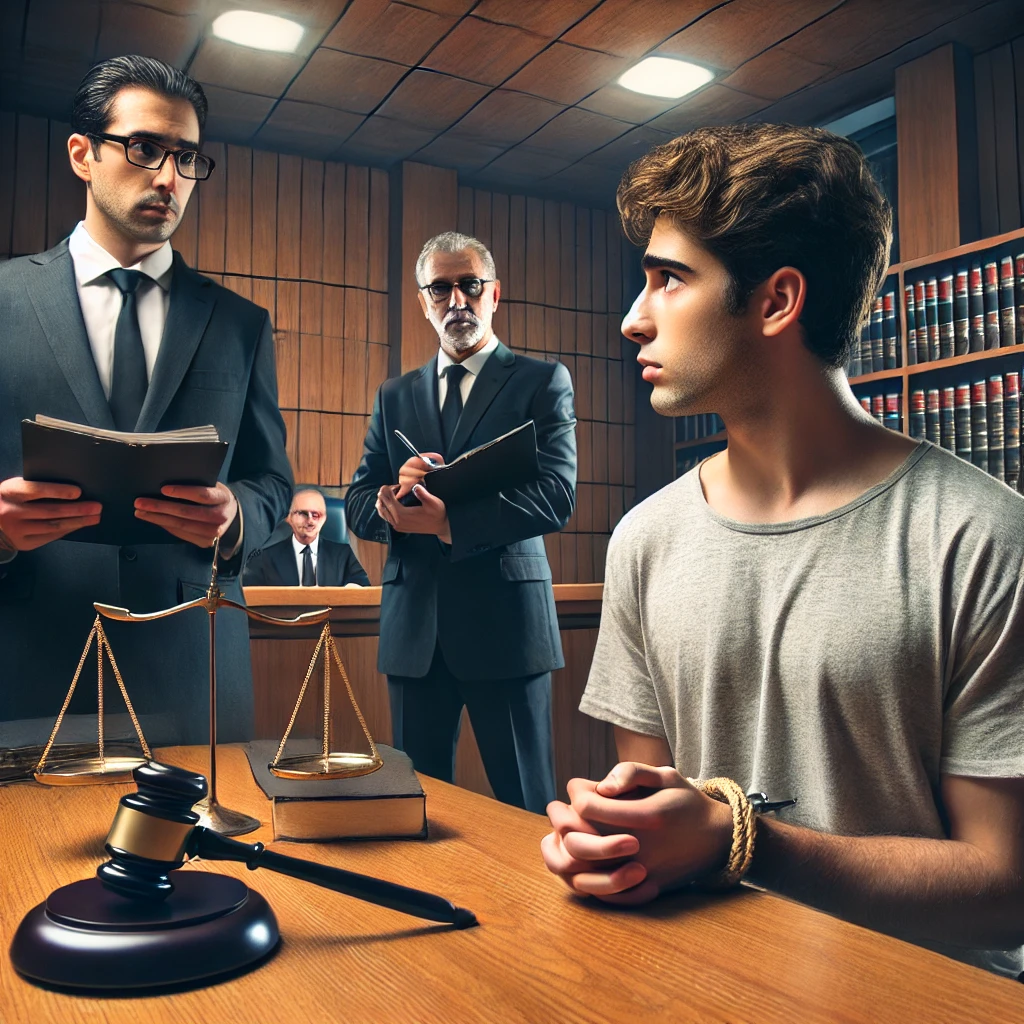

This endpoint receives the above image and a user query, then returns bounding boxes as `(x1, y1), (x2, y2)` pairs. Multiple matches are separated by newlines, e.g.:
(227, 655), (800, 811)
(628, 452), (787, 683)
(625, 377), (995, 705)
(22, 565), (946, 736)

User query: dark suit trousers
(387, 644), (556, 815)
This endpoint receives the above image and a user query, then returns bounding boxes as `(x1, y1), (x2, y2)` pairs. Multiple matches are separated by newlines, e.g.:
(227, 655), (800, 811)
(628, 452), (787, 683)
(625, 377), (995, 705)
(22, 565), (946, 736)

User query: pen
(394, 429), (440, 468)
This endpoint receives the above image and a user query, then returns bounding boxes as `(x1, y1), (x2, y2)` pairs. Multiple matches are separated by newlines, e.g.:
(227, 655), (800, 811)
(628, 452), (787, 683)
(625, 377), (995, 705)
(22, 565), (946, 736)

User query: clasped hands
(0, 477), (238, 550)
(541, 763), (735, 904)
(375, 454), (451, 544)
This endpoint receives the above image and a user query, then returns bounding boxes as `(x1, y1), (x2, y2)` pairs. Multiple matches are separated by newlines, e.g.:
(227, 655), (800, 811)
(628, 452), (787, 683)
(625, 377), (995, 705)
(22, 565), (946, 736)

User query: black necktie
(106, 268), (148, 431)
(301, 544), (316, 586)
(440, 363), (468, 455)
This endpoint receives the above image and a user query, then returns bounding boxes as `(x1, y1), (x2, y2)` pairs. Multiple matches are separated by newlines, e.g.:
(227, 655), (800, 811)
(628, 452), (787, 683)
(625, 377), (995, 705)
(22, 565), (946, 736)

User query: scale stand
(95, 538), (329, 836)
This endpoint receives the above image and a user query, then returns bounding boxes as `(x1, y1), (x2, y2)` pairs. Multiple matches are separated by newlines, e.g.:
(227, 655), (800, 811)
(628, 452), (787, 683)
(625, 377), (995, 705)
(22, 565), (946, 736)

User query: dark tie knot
(107, 268), (145, 296)
(302, 545), (311, 553)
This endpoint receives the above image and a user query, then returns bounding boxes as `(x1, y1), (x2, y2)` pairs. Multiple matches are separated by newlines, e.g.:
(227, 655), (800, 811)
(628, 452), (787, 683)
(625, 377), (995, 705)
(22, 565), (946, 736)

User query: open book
(423, 420), (540, 505)
(21, 415), (228, 545)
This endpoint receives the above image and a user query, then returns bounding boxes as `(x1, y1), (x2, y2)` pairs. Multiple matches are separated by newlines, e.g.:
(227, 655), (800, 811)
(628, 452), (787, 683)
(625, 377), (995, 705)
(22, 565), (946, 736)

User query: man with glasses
(245, 488), (369, 588)
(0, 56), (291, 745)
(346, 232), (577, 814)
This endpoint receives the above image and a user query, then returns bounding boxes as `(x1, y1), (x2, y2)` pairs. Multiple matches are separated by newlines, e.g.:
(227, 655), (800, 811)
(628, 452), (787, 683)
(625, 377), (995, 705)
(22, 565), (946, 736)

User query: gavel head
(97, 761), (207, 902)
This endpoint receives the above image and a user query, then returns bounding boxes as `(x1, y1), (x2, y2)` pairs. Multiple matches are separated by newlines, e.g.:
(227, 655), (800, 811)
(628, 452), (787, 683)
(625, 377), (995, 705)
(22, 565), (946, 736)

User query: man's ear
(416, 289), (430, 320)
(759, 267), (806, 338)
(67, 133), (95, 184)
(491, 278), (501, 310)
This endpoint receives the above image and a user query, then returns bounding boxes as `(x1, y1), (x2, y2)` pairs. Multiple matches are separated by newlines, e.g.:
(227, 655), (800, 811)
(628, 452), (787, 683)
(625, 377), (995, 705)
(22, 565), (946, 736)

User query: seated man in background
(541, 124), (1024, 977)
(244, 487), (369, 587)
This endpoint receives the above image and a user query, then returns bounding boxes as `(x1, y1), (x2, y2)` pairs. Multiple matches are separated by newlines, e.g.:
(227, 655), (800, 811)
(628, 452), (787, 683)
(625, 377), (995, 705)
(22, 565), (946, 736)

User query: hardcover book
(998, 257), (1016, 348)
(970, 380), (989, 469)
(883, 393), (901, 433)
(1005, 372), (1021, 491)
(914, 280), (928, 361)
(870, 296), (884, 372)
(983, 261), (1000, 350)
(954, 384), (973, 463)
(905, 283), (918, 365)
(871, 394), (885, 427)
(939, 387), (956, 453)
(882, 291), (899, 369)
(924, 278), (939, 363)
(968, 264), (985, 352)
(925, 389), (940, 445)
(21, 415), (228, 546)
(908, 390), (926, 440)
(937, 276), (955, 360)
(953, 270), (970, 356)
(987, 375), (1005, 482)
(244, 740), (427, 842)
(1015, 256), (1024, 347)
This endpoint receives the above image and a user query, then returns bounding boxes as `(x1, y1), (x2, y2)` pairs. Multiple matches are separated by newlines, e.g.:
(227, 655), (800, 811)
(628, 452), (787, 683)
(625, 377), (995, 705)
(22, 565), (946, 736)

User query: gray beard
(443, 321), (485, 352)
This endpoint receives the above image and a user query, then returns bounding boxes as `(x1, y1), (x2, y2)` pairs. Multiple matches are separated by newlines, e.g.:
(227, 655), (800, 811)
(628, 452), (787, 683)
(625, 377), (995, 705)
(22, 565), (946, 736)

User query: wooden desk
(1, 746), (1021, 1024)
(243, 584), (611, 800)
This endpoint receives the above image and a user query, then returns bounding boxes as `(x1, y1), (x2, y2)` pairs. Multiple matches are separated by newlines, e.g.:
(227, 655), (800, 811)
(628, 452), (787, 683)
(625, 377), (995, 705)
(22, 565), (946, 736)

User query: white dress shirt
(67, 221), (174, 399)
(292, 534), (319, 585)
(436, 334), (499, 409)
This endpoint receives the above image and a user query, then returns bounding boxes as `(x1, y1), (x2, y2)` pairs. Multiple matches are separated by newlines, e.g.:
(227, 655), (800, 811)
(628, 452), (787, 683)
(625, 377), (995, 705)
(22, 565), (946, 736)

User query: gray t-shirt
(581, 442), (1024, 977)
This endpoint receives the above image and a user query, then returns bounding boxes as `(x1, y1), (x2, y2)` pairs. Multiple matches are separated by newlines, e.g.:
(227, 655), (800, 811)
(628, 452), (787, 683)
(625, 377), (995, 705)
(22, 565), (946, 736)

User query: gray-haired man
(346, 232), (577, 813)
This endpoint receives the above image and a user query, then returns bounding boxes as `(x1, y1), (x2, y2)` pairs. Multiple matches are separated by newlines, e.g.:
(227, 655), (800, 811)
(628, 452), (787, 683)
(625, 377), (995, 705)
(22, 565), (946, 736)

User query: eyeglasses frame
(289, 509), (325, 522)
(418, 277), (496, 303)
(89, 132), (216, 181)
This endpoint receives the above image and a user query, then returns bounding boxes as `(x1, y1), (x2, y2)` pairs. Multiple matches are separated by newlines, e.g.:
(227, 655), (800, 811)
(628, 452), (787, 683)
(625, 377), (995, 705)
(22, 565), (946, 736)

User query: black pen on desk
(394, 429), (441, 468)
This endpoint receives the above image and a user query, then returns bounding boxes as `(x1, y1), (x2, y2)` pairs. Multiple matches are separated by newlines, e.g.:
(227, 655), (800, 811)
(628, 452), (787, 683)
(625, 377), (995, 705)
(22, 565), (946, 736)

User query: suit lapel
(409, 358), (445, 459)
(271, 539), (300, 586)
(136, 253), (215, 432)
(27, 243), (114, 429)
(448, 342), (516, 457)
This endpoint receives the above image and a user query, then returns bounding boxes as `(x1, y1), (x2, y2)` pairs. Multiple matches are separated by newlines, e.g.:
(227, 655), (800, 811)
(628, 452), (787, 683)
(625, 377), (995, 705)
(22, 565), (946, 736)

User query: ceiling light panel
(211, 10), (305, 53)
(618, 57), (714, 100)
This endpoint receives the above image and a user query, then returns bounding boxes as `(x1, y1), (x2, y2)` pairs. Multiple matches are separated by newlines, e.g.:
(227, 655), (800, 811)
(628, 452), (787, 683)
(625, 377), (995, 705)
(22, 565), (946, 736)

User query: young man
(346, 232), (576, 813)
(0, 57), (291, 744)
(541, 124), (1024, 977)
(244, 487), (369, 587)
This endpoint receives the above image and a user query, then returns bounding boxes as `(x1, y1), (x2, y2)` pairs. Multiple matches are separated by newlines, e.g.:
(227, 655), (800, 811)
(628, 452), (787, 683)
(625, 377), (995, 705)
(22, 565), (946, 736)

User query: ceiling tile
(200, 85), (276, 144)
(255, 99), (363, 157)
(655, 0), (840, 73)
(578, 84), (680, 123)
(286, 49), (407, 113)
(403, 0), (475, 13)
(504, 43), (629, 105)
(648, 84), (771, 134)
(445, 89), (563, 147)
(340, 115), (438, 163)
(24, 0), (99, 62)
(543, 162), (621, 206)
(189, 37), (306, 97)
(322, 0), (457, 66)
(375, 70), (490, 132)
(584, 125), (677, 171)
(562, 0), (711, 58)
(524, 107), (632, 161)
(723, 46), (831, 101)
(476, 146), (573, 182)
(423, 16), (548, 85)
(95, 2), (204, 68)
(472, 0), (598, 38)
(415, 135), (507, 172)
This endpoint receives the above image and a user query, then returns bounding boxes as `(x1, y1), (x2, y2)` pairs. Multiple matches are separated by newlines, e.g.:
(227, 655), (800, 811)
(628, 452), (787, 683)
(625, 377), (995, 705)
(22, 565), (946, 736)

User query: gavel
(100, 761), (477, 928)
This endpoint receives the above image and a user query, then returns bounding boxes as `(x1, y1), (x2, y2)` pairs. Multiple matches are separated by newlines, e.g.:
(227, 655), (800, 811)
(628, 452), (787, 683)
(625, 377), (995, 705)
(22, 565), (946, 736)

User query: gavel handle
(189, 827), (477, 928)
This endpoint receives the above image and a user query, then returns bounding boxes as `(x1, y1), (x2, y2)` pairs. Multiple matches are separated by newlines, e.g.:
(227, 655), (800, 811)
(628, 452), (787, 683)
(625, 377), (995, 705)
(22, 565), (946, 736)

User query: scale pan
(34, 755), (149, 786)
(269, 751), (383, 780)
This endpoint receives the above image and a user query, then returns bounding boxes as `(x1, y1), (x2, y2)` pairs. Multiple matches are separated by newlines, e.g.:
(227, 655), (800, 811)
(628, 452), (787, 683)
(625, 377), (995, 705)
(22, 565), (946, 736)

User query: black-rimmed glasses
(419, 277), (494, 302)
(90, 133), (216, 180)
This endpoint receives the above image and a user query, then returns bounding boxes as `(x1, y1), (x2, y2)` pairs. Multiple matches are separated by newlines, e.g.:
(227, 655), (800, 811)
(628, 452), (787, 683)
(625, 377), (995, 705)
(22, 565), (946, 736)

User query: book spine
(909, 389), (926, 440)
(870, 296), (884, 372)
(905, 283), (918, 365)
(937, 275), (955, 360)
(882, 291), (898, 369)
(1016, 256), (1024, 347)
(970, 380), (989, 468)
(1005, 372), (1020, 491)
(925, 277), (940, 362)
(939, 386), (956, 453)
(954, 383), (973, 461)
(968, 264), (985, 352)
(859, 321), (872, 374)
(987, 375), (1005, 482)
(858, 395), (871, 416)
(999, 256), (1016, 348)
(883, 392), (900, 432)
(871, 394), (885, 426)
(914, 280), (928, 361)
(925, 388), (940, 445)
(983, 261), (1000, 349)
(953, 269), (970, 356)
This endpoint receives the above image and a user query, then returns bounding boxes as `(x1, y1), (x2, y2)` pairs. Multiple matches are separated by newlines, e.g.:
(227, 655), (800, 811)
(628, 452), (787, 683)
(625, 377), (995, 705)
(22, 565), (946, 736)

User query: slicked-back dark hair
(71, 55), (207, 140)
(617, 124), (892, 368)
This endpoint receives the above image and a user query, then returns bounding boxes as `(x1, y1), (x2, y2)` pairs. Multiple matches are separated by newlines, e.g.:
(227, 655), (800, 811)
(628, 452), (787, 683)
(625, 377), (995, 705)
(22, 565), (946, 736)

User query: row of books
(909, 371), (1021, 490)
(857, 393), (904, 433)
(849, 290), (900, 377)
(906, 256), (1024, 364)
(675, 412), (725, 442)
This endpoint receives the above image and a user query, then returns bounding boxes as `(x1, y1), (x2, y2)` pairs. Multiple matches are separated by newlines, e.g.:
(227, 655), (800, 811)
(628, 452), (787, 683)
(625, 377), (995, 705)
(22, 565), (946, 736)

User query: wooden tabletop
(2, 746), (1022, 1024)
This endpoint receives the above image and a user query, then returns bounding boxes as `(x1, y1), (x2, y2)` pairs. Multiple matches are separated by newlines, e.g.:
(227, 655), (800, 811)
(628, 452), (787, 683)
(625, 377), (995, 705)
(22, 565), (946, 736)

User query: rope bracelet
(686, 776), (757, 890)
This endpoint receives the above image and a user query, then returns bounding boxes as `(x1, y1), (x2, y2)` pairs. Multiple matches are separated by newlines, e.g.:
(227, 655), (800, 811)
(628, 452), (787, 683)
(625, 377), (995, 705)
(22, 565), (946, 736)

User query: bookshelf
(673, 225), (1024, 484)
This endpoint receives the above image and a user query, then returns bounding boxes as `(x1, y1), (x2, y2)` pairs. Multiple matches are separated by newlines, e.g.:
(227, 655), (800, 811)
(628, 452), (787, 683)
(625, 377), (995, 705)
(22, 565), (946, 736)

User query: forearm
(748, 817), (1024, 950)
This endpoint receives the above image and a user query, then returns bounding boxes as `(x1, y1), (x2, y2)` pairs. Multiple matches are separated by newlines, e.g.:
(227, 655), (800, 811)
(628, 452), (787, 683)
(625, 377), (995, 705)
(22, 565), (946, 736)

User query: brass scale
(31, 538), (381, 836)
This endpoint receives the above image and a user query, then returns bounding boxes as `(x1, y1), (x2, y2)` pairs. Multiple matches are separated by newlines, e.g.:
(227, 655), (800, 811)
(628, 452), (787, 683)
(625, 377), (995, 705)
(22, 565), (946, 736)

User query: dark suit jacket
(0, 241), (292, 744)
(346, 341), (576, 680)
(244, 536), (370, 587)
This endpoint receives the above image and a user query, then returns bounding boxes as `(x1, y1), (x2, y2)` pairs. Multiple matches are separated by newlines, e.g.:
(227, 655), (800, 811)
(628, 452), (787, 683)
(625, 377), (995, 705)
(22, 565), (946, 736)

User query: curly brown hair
(617, 123), (892, 367)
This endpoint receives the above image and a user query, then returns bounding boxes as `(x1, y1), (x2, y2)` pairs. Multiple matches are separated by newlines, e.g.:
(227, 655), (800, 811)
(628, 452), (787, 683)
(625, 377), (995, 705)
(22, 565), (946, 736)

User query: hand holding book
(0, 476), (102, 552)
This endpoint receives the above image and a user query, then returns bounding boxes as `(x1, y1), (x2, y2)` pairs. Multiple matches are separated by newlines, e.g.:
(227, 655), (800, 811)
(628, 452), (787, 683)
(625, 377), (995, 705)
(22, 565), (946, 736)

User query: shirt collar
(68, 221), (174, 291)
(436, 334), (499, 379)
(292, 533), (320, 556)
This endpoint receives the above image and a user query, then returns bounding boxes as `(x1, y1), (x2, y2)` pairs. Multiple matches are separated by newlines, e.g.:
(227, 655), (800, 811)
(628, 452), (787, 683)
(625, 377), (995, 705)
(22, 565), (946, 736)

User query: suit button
(121, 548), (138, 562)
